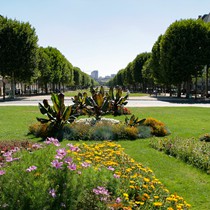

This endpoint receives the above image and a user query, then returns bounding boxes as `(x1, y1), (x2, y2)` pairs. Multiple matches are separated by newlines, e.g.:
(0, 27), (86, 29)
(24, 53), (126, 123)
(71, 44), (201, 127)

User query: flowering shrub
(0, 138), (190, 209)
(144, 117), (170, 137)
(150, 137), (210, 174)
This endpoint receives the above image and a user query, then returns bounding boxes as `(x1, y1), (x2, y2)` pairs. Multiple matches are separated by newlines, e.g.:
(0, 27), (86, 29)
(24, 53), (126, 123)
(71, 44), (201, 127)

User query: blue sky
(1, 0), (210, 77)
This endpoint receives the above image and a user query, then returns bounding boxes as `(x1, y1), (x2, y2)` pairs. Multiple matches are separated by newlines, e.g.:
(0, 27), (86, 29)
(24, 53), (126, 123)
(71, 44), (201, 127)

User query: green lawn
(0, 106), (210, 209)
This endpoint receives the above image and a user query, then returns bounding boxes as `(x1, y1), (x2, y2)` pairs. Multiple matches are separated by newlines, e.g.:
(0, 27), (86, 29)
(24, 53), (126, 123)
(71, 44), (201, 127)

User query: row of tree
(0, 16), (96, 99)
(108, 18), (210, 98)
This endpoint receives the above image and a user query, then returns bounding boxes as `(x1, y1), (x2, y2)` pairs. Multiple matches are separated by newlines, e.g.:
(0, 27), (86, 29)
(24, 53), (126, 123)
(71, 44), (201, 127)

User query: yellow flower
(154, 195), (159, 199)
(153, 202), (163, 207)
(167, 208), (174, 210)
(143, 177), (150, 182)
(135, 201), (144, 205)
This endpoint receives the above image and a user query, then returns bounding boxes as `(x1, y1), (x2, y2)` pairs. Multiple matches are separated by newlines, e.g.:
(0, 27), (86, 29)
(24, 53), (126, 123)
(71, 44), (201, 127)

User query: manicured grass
(0, 106), (210, 209)
(0, 106), (42, 141)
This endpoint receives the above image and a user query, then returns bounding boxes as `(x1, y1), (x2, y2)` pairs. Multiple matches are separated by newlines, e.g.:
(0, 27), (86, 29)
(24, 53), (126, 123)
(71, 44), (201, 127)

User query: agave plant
(37, 93), (78, 131)
(124, 114), (146, 127)
(108, 86), (129, 116)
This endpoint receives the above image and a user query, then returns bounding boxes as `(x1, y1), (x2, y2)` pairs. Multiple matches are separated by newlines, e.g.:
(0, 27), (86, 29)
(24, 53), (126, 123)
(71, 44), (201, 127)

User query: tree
(0, 16), (38, 98)
(150, 35), (167, 85)
(131, 52), (151, 91)
(160, 19), (209, 98)
(37, 47), (52, 93)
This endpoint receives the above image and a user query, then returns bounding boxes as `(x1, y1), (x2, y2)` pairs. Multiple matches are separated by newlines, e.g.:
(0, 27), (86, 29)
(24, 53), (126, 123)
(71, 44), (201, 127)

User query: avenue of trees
(109, 18), (210, 98)
(0, 16), (96, 99)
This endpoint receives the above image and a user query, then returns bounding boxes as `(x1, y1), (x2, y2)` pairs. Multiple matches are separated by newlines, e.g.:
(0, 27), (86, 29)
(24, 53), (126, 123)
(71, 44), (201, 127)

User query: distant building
(90, 70), (98, 80)
(110, 74), (116, 78)
(198, 13), (210, 22)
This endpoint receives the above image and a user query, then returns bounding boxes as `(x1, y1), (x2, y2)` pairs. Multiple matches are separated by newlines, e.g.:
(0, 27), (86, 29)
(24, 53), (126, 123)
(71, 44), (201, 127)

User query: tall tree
(131, 52), (151, 91)
(0, 16), (38, 98)
(160, 19), (209, 98)
(37, 47), (52, 93)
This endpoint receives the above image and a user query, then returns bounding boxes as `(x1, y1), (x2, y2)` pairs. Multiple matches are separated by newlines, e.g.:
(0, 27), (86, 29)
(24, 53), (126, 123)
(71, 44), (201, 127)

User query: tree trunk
(186, 78), (192, 99)
(195, 76), (198, 100)
(177, 84), (181, 98)
(11, 72), (15, 99)
(3, 80), (6, 100)
(205, 64), (209, 98)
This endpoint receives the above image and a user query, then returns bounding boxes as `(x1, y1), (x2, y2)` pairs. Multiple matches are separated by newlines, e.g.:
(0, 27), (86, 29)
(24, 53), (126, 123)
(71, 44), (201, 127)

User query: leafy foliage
(108, 86), (129, 116)
(36, 93), (78, 138)
(124, 114), (146, 127)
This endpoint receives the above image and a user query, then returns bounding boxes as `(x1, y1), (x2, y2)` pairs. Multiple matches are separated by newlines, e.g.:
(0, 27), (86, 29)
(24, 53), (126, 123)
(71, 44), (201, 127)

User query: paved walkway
(0, 95), (210, 107)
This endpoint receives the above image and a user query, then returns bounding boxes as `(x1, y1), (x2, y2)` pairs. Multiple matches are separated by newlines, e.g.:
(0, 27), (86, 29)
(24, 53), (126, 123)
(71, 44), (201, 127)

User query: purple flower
(113, 174), (120, 179)
(67, 163), (77, 171)
(55, 148), (67, 159)
(3, 151), (12, 157)
(11, 147), (20, 152)
(5, 156), (13, 162)
(93, 186), (109, 196)
(45, 137), (60, 147)
(81, 162), (91, 168)
(116, 197), (122, 203)
(107, 166), (115, 171)
(64, 157), (73, 164)
(32, 143), (42, 149)
(26, 165), (37, 172)
(67, 143), (80, 152)
(49, 188), (56, 198)
(51, 160), (63, 169)
(0, 170), (6, 175)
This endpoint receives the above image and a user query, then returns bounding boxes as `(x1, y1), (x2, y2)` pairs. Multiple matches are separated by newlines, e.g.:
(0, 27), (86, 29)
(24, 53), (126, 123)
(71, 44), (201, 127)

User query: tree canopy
(0, 16), (38, 81)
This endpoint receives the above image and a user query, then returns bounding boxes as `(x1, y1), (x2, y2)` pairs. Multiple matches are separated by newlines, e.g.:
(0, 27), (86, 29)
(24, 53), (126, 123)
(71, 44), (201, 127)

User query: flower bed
(150, 137), (210, 174)
(0, 138), (190, 209)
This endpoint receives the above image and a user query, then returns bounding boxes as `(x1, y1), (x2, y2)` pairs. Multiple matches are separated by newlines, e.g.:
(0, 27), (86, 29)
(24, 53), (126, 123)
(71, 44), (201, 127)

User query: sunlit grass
(0, 106), (210, 209)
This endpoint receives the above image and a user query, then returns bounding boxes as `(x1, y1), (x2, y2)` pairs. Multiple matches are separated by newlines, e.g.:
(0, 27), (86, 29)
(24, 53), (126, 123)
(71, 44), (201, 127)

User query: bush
(150, 137), (210, 174)
(144, 117), (170, 137)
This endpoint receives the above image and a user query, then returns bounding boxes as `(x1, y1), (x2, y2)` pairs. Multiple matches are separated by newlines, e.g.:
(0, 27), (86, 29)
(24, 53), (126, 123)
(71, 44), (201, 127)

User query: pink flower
(51, 160), (63, 169)
(0, 170), (5, 175)
(5, 156), (13, 162)
(55, 148), (66, 159)
(49, 188), (56, 198)
(113, 174), (120, 178)
(81, 162), (91, 168)
(116, 197), (122, 203)
(26, 165), (37, 172)
(32, 143), (42, 149)
(45, 137), (60, 147)
(64, 157), (73, 164)
(67, 163), (77, 170)
(67, 143), (80, 152)
(107, 166), (115, 171)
